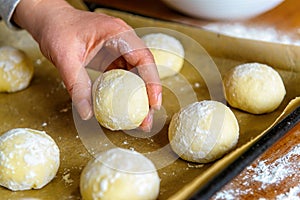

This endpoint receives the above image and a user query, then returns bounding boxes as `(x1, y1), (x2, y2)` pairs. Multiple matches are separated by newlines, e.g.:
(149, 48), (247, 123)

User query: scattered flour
(203, 23), (300, 46)
(187, 163), (204, 169)
(246, 144), (300, 189)
(62, 173), (74, 185)
(276, 185), (300, 200)
(214, 144), (300, 199)
(214, 188), (253, 200)
(62, 168), (74, 185)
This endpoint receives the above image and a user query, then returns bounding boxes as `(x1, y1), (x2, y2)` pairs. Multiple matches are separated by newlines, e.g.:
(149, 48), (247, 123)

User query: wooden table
(211, 117), (300, 199)
(84, 0), (300, 199)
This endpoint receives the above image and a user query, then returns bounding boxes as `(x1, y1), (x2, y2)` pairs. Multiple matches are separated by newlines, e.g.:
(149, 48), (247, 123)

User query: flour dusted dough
(168, 100), (239, 163)
(223, 62), (286, 114)
(80, 148), (160, 200)
(0, 46), (34, 92)
(0, 128), (60, 191)
(93, 69), (149, 130)
(141, 33), (184, 79)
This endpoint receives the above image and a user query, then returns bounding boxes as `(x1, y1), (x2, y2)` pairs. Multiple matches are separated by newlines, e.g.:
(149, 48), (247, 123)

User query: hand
(13, 0), (162, 131)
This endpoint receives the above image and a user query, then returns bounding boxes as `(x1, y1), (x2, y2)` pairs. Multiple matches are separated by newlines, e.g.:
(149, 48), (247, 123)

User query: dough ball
(0, 46), (34, 92)
(168, 100), (239, 163)
(0, 128), (60, 191)
(223, 63), (286, 114)
(93, 69), (149, 131)
(80, 148), (160, 200)
(141, 33), (184, 79)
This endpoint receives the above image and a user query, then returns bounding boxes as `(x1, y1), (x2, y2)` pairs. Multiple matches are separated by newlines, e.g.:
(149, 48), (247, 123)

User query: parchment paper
(0, 5), (299, 200)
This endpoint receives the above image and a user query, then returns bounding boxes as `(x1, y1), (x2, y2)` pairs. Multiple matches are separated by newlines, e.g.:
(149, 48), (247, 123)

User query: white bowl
(161, 0), (284, 20)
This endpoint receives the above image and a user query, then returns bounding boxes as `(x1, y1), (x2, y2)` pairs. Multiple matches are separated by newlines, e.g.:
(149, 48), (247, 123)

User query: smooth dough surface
(141, 33), (184, 79)
(0, 46), (34, 92)
(0, 128), (60, 191)
(168, 100), (239, 163)
(80, 148), (160, 200)
(223, 62), (286, 114)
(93, 69), (149, 131)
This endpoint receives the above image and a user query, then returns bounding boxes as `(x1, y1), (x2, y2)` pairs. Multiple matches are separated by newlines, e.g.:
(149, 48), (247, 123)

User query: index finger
(105, 29), (162, 110)
(133, 50), (162, 110)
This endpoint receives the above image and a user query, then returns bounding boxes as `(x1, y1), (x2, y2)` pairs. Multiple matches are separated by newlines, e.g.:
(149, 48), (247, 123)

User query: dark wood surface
(212, 121), (300, 199)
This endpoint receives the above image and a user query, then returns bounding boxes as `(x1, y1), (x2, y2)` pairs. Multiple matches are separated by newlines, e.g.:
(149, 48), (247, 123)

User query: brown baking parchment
(0, 5), (299, 200)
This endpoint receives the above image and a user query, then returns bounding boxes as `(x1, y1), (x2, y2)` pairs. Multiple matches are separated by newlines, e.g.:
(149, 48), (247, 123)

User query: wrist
(13, 0), (72, 41)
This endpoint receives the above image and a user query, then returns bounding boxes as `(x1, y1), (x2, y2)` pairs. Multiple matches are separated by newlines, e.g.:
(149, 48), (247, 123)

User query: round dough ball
(141, 33), (184, 79)
(223, 63), (286, 114)
(168, 100), (239, 163)
(0, 128), (60, 191)
(93, 69), (149, 131)
(0, 46), (34, 92)
(80, 148), (160, 200)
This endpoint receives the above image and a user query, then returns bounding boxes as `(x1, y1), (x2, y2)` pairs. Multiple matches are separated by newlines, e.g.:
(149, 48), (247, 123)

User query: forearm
(12, 0), (73, 41)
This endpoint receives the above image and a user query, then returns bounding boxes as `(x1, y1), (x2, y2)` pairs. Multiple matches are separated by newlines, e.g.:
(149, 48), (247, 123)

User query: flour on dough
(80, 148), (160, 200)
(0, 46), (34, 92)
(0, 128), (60, 191)
(223, 62), (286, 114)
(168, 100), (239, 163)
(93, 69), (149, 131)
(142, 33), (184, 79)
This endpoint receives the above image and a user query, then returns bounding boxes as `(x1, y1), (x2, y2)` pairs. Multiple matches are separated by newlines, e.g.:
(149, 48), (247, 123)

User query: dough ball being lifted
(0, 46), (34, 92)
(0, 128), (60, 191)
(223, 63), (286, 114)
(168, 100), (239, 163)
(80, 148), (160, 200)
(141, 33), (184, 79)
(93, 69), (149, 131)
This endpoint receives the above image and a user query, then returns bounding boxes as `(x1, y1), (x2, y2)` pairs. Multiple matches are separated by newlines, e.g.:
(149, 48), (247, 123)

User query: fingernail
(146, 113), (153, 126)
(142, 123), (152, 133)
(76, 99), (93, 120)
(152, 93), (162, 110)
(141, 113), (153, 132)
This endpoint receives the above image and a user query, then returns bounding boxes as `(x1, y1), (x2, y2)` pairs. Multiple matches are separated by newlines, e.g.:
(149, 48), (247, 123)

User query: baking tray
(0, 3), (300, 200)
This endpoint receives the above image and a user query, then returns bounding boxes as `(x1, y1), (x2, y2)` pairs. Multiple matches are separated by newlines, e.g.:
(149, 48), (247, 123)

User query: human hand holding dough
(93, 69), (149, 131)
(13, 0), (162, 121)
